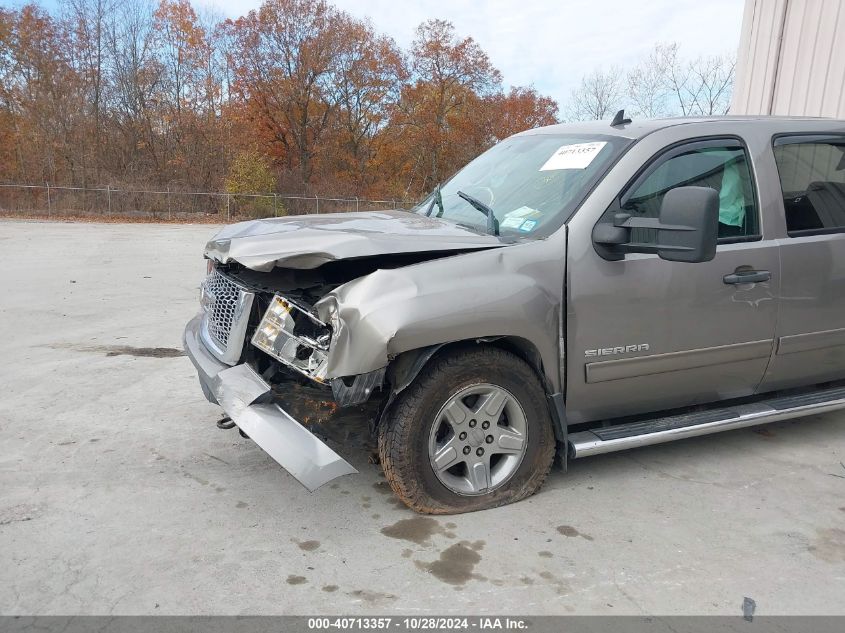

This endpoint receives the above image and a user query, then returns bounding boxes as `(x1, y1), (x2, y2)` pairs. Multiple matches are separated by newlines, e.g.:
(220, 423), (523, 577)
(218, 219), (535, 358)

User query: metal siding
(732, 0), (845, 118)
(827, 2), (845, 115)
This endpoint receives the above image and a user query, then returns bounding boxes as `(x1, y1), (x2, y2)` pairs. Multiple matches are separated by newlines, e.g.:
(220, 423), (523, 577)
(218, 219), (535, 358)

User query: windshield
(413, 133), (628, 238)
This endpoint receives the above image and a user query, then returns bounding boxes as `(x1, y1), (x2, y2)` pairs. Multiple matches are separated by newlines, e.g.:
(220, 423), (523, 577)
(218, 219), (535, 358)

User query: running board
(568, 385), (845, 458)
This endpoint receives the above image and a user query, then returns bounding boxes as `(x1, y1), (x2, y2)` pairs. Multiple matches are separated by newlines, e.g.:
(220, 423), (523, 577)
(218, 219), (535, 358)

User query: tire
(378, 346), (557, 514)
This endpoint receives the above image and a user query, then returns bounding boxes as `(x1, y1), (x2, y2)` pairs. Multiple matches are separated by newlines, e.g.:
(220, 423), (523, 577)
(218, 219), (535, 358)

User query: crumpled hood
(205, 209), (506, 271)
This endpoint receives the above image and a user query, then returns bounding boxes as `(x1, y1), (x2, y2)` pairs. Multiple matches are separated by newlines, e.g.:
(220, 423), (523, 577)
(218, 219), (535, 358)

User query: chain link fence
(0, 184), (416, 221)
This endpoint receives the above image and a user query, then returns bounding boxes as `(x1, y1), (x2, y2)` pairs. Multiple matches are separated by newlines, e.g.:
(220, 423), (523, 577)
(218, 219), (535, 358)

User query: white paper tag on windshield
(539, 142), (607, 171)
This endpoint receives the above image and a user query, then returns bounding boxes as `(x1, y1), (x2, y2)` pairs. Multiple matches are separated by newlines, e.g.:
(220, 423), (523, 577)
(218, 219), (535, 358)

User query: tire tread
(378, 347), (556, 514)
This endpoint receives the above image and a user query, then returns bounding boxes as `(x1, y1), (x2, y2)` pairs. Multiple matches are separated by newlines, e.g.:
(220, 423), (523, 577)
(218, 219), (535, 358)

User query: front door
(565, 138), (780, 424)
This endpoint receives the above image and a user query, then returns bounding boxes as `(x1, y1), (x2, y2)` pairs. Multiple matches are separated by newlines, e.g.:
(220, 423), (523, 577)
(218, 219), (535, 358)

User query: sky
(202, 0), (746, 107)
(30, 0), (747, 108)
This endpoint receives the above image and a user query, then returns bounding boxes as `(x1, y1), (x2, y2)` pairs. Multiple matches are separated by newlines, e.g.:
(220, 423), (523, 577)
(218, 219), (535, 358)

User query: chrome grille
(204, 269), (242, 347)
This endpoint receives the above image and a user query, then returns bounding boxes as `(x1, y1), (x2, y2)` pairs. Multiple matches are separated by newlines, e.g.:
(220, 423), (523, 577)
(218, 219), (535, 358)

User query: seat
(806, 181), (845, 229)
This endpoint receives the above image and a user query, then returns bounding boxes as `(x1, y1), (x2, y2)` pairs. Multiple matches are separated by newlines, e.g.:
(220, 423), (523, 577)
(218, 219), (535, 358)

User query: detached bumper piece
(183, 315), (357, 492)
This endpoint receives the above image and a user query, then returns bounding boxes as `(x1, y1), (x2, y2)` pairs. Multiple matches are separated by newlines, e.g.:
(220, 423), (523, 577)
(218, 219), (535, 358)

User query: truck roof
(519, 115), (845, 140)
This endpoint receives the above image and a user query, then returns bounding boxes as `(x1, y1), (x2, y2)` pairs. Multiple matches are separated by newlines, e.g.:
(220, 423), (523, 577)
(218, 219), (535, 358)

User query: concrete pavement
(0, 220), (843, 615)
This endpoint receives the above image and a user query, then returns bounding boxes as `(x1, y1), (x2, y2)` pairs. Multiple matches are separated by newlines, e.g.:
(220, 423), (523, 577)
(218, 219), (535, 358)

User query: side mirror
(656, 187), (719, 263)
(592, 186), (719, 263)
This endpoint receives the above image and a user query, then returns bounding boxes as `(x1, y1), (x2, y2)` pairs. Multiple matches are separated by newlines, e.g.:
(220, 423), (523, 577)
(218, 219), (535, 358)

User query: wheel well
(486, 337), (554, 393)
(388, 337), (551, 394)
(379, 337), (565, 445)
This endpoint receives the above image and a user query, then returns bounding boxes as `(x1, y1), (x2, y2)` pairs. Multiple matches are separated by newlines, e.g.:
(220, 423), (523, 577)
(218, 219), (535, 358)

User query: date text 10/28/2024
(308, 618), (529, 631)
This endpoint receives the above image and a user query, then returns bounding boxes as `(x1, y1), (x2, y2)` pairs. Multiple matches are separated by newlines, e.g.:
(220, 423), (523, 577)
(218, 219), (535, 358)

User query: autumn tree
(226, 0), (343, 186)
(0, 1), (560, 209)
(485, 86), (559, 141)
(2, 5), (86, 183)
(152, 0), (228, 187)
(225, 149), (277, 217)
(394, 19), (502, 193)
(328, 15), (405, 194)
(0, 8), (21, 178)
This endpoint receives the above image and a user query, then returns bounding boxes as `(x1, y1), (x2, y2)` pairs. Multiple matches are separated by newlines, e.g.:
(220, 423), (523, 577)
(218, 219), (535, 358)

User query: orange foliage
(0, 1), (559, 201)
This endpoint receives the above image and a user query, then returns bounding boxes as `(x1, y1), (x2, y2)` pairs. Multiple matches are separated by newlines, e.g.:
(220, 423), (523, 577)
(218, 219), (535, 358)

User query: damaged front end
(185, 262), (383, 491)
(184, 210), (514, 491)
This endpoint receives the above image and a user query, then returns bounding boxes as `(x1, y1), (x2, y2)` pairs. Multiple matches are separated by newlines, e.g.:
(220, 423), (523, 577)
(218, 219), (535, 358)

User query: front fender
(316, 236), (565, 391)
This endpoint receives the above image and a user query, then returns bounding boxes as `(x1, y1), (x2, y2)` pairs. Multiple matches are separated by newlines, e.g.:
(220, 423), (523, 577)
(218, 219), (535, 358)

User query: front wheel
(378, 347), (556, 514)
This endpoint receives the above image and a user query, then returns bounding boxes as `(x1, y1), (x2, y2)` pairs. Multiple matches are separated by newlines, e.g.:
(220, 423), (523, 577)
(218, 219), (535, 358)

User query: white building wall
(731, 0), (845, 118)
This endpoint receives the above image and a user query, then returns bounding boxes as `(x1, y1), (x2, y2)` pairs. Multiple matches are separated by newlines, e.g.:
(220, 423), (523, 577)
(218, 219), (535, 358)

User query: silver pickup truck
(184, 115), (845, 514)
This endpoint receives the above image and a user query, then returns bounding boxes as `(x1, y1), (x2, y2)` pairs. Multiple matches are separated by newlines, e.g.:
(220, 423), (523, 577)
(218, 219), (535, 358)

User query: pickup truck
(183, 115), (845, 514)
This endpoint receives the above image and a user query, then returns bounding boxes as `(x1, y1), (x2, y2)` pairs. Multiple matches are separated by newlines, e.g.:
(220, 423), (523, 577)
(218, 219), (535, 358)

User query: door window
(772, 136), (845, 236)
(622, 141), (760, 244)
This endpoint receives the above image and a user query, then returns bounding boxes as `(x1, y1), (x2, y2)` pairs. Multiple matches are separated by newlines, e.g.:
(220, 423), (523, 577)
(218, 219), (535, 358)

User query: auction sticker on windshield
(501, 206), (540, 229)
(540, 141), (607, 171)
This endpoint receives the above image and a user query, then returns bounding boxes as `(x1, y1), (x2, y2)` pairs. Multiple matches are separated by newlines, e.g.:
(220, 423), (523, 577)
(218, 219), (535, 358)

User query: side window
(623, 143), (760, 244)
(772, 136), (845, 236)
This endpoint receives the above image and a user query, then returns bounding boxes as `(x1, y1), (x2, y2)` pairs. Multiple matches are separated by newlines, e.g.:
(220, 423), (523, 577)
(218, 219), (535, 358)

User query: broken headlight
(251, 295), (333, 382)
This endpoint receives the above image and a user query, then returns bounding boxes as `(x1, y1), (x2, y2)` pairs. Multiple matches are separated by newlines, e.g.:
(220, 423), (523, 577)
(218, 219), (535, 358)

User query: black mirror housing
(592, 185), (720, 263)
(657, 186), (719, 263)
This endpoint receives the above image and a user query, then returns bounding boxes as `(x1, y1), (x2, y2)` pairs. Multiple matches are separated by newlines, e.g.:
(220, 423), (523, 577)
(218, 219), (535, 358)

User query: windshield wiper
(425, 183), (443, 218)
(457, 190), (499, 236)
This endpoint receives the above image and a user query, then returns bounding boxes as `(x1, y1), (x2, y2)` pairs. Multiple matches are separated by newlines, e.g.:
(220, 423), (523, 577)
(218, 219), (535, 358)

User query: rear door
(565, 134), (780, 424)
(758, 134), (845, 391)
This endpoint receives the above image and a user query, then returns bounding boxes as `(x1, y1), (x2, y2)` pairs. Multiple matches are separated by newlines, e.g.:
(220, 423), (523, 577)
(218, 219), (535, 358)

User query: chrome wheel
(427, 383), (528, 496)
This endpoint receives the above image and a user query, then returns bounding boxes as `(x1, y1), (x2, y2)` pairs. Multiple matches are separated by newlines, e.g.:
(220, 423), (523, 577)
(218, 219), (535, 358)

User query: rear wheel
(378, 347), (556, 514)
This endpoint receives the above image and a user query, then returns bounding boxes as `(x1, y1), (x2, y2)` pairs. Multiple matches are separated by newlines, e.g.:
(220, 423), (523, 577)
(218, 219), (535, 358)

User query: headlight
(251, 295), (332, 382)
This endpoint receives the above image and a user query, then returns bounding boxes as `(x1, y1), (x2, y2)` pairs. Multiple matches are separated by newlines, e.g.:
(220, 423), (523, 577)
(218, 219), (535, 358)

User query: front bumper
(182, 314), (357, 491)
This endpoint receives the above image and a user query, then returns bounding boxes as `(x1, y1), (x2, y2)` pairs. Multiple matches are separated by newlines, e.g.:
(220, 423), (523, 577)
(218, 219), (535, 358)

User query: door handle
(723, 269), (771, 284)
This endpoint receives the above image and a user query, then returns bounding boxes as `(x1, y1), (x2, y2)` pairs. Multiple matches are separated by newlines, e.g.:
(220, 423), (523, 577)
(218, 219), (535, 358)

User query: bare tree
(105, 0), (165, 178)
(656, 44), (735, 116)
(565, 66), (623, 122)
(64, 0), (113, 181)
(567, 43), (737, 122)
(195, 4), (227, 116)
(626, 43), (678, 118)
(685, 53), (735, 115)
